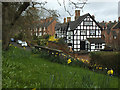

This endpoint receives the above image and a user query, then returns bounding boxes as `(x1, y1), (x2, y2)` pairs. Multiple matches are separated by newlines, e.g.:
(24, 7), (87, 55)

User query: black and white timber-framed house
(55, 10), (105, 52)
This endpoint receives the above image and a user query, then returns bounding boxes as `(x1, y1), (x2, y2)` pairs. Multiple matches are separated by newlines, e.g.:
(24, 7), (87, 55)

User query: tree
(2, 2), (30, 50)
(2, 0), (87, 50)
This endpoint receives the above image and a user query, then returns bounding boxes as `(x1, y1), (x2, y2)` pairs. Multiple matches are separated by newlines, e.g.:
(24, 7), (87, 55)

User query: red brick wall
(47, 20), (57, 36)
(48, 42), (90, 61)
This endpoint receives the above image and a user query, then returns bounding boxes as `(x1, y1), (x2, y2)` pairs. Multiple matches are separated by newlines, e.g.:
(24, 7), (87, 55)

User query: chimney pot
(67, 17), (71, 23)
(92, 15), (95, 19)
(64, 18), (66, 23)
(75, 10), (80, 20)
(118, 17), (120, 22)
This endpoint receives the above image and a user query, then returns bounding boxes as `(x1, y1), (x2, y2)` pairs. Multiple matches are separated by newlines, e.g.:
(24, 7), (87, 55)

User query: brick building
(99, 21), (116, 45)
(31, 17), (57, 37)
(99, 17), (120, 50)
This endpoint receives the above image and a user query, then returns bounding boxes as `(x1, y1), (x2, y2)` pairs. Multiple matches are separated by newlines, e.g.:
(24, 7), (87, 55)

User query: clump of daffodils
(23, 47), (26, 50)
(107, 69), (113, 76)
(48, 35), (59, 42)
(67, 59), (72, 64)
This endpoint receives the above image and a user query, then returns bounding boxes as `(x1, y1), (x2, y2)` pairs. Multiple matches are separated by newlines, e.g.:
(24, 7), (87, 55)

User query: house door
(80, 41), (85, 50)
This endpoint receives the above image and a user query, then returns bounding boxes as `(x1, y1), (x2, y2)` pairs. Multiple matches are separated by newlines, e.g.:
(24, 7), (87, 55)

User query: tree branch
(12, 2), (30, 25)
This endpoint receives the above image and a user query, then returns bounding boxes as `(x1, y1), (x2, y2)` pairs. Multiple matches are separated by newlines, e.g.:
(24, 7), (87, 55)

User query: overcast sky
(37, 0), (120, 23)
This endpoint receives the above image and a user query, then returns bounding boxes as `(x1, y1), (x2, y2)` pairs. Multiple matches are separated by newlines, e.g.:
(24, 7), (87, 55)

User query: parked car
(21, 41), (27, 47)
(17, 40), (22, 44)
(10, 38), (15, 42)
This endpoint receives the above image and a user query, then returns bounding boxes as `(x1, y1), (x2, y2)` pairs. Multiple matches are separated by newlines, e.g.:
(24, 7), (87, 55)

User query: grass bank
(2, 46), (119, 88)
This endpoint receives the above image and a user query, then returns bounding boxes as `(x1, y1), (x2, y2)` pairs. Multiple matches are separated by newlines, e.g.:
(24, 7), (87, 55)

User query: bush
(57, 38), (66, 45)
(90, 51), (120, 76)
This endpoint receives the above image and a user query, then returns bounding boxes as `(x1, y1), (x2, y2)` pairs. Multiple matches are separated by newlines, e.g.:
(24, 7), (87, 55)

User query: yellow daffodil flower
(32, 88), (36, 90)
(96, 67), (98, 69)
(68, 59), (72, 64)
(107, 69), (113, 75)
(99, 67), (102, 70)
(105, 68), (107, 70)
(9, 44), (12, 46)
(56, 52), (58, 54)
(23, 47), (26, 50)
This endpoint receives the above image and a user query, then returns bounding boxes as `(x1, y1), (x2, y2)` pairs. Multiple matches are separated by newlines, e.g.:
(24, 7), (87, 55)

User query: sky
(36, 0), (120, 23)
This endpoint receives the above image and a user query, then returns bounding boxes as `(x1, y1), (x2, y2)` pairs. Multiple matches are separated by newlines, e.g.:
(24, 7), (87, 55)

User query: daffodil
(52, 52), (54, 54)
(99, 67), (102, 70)
(74, 59), (76, 61)
(23, 47), (26, 50)
(15, 47), (17, 48)
(105, 68), (107, 70)
(96, 67), (98, 69)
(9, 44), (12, 46)
(32, 88), (36, 90)
(107, 69), (113, 75)
(56, 52), (58, 54)
(67, 59), (72, 64)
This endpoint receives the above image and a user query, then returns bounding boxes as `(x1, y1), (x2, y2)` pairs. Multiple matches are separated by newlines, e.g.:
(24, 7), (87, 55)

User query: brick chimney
(118, 17), (120, 22)
(109, 21), (111, 23)
(67, 17), (71, 23)
(46, 18), (49, 23)
(92, 15), (95, 19)
(64, 18), (66, 23)
(75, 10), (80, 20)
(114, 20), (117, 23)
(49, 17), (53, 22)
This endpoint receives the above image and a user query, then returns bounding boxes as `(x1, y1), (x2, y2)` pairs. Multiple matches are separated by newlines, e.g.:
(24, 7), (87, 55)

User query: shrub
(57, 38), (66, 45)
(90, 51), (120, 76)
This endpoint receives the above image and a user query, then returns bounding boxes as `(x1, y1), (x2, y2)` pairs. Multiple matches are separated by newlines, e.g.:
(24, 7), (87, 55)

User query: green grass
(2, 46), (119, 88)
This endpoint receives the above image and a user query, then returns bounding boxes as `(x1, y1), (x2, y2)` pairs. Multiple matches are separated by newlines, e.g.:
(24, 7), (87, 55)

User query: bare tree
(2, 0), (87, 50)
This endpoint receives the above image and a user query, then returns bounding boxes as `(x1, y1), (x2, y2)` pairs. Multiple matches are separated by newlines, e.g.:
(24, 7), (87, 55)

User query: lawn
(2, 45), (119, 88)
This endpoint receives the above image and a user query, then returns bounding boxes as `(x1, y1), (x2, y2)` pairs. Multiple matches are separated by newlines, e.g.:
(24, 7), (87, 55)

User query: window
(95, 44), (99, 49)
(84, 21), (92, 26)
(90, 30), (95, 35)
(95, 43), (102, 49)
(81, 30), (86, 35)
(68, 43), (72, 46)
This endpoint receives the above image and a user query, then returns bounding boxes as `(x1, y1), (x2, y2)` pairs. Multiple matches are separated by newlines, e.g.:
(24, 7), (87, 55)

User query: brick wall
(48, 41), (90, 61)
(47, 20), (57, 36)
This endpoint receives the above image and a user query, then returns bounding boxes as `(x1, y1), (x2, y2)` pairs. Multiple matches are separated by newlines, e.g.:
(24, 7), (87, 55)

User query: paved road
(10, 42), (32, 51)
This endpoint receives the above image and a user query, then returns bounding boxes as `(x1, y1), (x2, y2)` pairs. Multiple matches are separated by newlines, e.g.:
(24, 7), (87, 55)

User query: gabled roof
(87, 38), (105, 44)
(99, 22), (116, 35)
(113, 22), (120, 29)
(55, 23), (68, 32)
(32, 17), (56, 29)
(68, 13), (102, 31)
(55, 23), (62, 30)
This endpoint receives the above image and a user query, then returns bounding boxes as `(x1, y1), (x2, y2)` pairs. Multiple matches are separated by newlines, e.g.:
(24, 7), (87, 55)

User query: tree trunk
(2, 2), (30, 50)
(2, 4), (11, 50)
